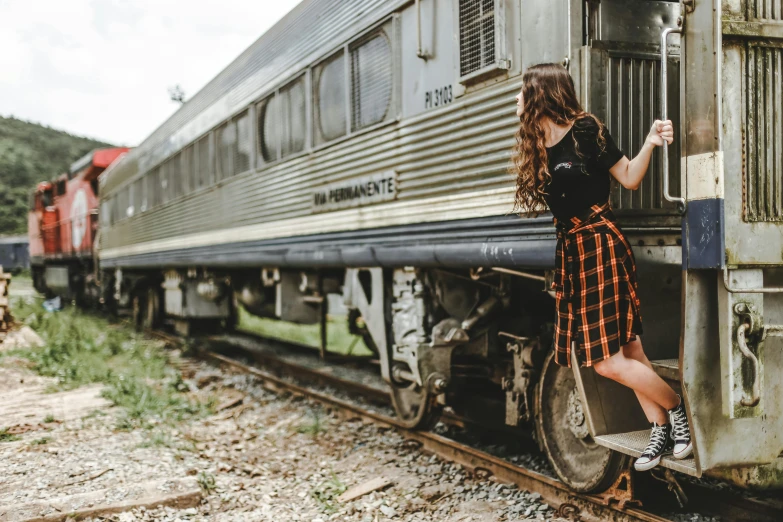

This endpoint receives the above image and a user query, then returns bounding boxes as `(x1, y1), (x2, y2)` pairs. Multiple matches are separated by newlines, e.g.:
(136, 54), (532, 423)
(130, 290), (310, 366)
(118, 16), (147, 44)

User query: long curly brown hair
(511, 63), (606, 215)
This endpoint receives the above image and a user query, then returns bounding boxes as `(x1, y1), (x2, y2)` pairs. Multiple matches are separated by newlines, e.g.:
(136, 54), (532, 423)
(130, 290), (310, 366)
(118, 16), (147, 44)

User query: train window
(119, 190), (127, 222)
(458, 0), (498, 78)
(100, 200), (110, 227)
(195, 134), (213, 189)
(234, 110), (252, 175)
(258, 95), (280, 163)
(350, 31), (393, 131)
(145, 167), (156, 209)
(216, 121), (236, 180)
(116, 188), (128, 222)
(281, 77), (307, 156)
(160, 162), (171, 204)
(128, 180), (138, 218)
(181, 144), (194, 196)
(315, 51), (347, 143)
(168, 152), (182, 199)
(139, 175), (148, 213)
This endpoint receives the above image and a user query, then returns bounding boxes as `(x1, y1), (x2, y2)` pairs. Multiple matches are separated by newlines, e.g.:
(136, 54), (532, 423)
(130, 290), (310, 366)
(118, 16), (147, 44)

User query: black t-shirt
(544, 119), (625, 222)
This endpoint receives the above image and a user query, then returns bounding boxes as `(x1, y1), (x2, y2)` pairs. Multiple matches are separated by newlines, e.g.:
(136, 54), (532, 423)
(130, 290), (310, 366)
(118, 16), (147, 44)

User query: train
(30, 0), (783, 498)
(0, 236), (30, 274)
(29, 147), (129, 301)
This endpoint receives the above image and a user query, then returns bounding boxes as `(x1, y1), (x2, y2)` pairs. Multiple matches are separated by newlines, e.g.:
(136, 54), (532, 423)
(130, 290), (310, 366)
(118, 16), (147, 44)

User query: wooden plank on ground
(0, 477), (202, 522)
(337, 476), (393, 502)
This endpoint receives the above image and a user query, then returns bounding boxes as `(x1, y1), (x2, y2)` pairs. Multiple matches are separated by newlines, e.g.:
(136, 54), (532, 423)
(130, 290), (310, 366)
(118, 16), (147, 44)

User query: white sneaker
(634, 423), (671, 471)
(669, 394), (693, 459)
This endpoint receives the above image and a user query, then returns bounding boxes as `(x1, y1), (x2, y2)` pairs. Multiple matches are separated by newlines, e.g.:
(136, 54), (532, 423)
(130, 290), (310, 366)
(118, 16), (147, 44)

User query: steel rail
(201, 350), (666, 522)
(148, 327), (783, 522)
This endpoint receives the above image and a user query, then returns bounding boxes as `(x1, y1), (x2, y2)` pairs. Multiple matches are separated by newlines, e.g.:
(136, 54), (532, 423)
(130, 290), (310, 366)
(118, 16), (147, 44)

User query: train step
(594, 429), (698, 476)
(651, 358), (679, 381)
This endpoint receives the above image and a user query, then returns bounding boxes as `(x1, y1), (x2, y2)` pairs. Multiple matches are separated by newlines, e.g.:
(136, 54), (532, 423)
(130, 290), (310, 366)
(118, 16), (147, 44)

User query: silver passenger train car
(97, 0), (783, 493)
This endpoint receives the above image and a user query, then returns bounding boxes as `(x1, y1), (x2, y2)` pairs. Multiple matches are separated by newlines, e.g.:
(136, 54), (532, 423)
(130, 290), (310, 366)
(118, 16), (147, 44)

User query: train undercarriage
(101, 263), (657, 494)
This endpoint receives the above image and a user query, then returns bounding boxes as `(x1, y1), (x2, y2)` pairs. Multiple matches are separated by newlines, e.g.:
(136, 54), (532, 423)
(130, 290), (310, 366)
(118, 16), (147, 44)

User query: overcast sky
(0, 0), (302, 146)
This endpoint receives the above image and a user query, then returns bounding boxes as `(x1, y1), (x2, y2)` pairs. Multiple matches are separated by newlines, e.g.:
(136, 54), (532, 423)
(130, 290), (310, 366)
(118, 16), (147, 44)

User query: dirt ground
(0, 350), (570, 522)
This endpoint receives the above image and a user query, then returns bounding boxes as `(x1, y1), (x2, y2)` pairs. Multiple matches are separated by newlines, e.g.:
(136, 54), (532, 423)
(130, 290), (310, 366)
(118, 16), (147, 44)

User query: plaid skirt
(552, 203), (643, 368)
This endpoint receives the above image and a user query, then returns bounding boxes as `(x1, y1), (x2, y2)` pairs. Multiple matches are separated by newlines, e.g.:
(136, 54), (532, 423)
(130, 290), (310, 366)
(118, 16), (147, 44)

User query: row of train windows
(106, 0), (502, 225)
(107, 25), (395, 225)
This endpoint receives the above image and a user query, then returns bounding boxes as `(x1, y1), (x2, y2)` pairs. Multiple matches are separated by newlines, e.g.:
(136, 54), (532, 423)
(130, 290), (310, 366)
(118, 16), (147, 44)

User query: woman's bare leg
(621, 338), (675, 424)
(592, 338), (679, 425)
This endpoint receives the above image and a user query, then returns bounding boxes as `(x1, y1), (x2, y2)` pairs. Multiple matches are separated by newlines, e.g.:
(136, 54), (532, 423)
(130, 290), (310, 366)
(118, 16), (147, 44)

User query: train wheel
(389, 368), (442, 430)
(142, 286), (162, 330)
(536, 352), (628, 493)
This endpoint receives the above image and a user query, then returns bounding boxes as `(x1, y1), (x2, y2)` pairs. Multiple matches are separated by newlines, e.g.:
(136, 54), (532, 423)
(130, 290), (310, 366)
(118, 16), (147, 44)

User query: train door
(568, 0), (702, 477)
(578, 0), (684, 367)
(678, 0), (783, 481)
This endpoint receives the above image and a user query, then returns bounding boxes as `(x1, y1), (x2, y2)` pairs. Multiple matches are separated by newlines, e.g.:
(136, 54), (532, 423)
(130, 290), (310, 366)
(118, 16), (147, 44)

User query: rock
(194, 371), (222, 388)
(419, 483), (454, 502)
(379, 504), (396, 517)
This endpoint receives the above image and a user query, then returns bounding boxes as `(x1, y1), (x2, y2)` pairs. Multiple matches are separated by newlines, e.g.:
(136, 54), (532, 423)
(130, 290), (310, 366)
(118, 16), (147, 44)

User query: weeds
(297, 408), (326, 436)
(311, 471), (347, 514)
(42, 414), (57, 423)
(197, 471), (217, 493)
(5, 298), (212, 430)
(0, 428), (21, 443)
(137, 430), (174, 449)
(30, 437), (50, 445)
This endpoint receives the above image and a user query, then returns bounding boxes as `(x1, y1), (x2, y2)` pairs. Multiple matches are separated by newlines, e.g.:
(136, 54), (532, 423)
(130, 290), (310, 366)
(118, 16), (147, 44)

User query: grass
(297, 408), (326, 436)
(311, 471), (347, 514)
(42, 413), (57, 424)
(136, 429), (196, 453)
(30, 437), (50, 445)
(137, 430), (175, 449)
(5, 297), (213, 430)
(236, 306), (372, 357)
(0, 428), (21, 443)
(197, 471), (217, 493)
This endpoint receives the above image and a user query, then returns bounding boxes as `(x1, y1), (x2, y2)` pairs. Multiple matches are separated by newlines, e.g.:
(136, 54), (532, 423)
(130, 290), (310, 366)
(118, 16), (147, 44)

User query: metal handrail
(661, 27), (685, 211)
(736, 323), (761, 407)
(722, 266), (783, 294)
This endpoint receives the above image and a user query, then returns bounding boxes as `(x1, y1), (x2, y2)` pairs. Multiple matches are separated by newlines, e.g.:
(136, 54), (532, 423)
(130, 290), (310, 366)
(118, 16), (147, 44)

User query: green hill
(0, 116), (114, 236)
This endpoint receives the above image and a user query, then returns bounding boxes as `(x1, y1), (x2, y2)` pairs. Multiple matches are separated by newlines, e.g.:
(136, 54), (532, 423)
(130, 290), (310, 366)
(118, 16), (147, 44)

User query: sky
(0, 0), (302, 146)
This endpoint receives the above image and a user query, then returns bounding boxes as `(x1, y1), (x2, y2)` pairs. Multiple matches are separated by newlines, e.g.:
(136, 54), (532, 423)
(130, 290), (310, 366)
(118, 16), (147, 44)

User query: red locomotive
(29, 147), (129, 303)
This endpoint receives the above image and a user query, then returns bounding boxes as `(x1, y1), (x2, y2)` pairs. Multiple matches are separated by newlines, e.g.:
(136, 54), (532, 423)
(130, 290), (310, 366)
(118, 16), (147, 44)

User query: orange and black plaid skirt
(552, 202), (643, 368)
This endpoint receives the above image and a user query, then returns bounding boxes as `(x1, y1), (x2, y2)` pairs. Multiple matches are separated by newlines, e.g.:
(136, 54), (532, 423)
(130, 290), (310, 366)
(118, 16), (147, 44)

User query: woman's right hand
(646, 120), (674, 147)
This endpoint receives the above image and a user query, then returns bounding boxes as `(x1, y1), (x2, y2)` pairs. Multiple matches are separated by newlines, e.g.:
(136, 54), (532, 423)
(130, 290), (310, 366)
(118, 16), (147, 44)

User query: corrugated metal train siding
(750, 0), (783, 20)
(744, 42), (783, 222)
(603, 54), (681, 211)
(102, 0), (397, 194)
(102, 80), (521, 251)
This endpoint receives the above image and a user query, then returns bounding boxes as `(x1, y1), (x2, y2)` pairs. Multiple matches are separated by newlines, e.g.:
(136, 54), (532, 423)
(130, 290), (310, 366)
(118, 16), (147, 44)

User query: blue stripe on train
(682, 198), (725, 269)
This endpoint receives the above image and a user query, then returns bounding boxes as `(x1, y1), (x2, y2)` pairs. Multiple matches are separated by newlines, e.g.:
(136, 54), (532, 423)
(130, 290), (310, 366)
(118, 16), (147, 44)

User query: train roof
(70, 148), (130, 176)
(100, 0), (399, 194)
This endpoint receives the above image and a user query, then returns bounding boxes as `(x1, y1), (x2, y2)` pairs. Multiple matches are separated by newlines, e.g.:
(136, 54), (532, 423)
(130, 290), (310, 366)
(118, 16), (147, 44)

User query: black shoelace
(642, 424), (668, 458)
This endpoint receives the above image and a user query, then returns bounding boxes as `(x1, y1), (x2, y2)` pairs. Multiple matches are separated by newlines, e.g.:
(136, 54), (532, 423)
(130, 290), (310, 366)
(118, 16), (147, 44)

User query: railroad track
(149, 328), (783, 522)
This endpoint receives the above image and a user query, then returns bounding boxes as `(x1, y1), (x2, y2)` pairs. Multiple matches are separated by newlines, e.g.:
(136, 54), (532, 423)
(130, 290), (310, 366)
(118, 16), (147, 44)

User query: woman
(511, 63), (691, 471)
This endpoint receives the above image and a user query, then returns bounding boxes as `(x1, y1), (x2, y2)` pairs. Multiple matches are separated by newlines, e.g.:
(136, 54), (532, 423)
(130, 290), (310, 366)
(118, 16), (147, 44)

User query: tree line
(0, 116), (113, 236)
